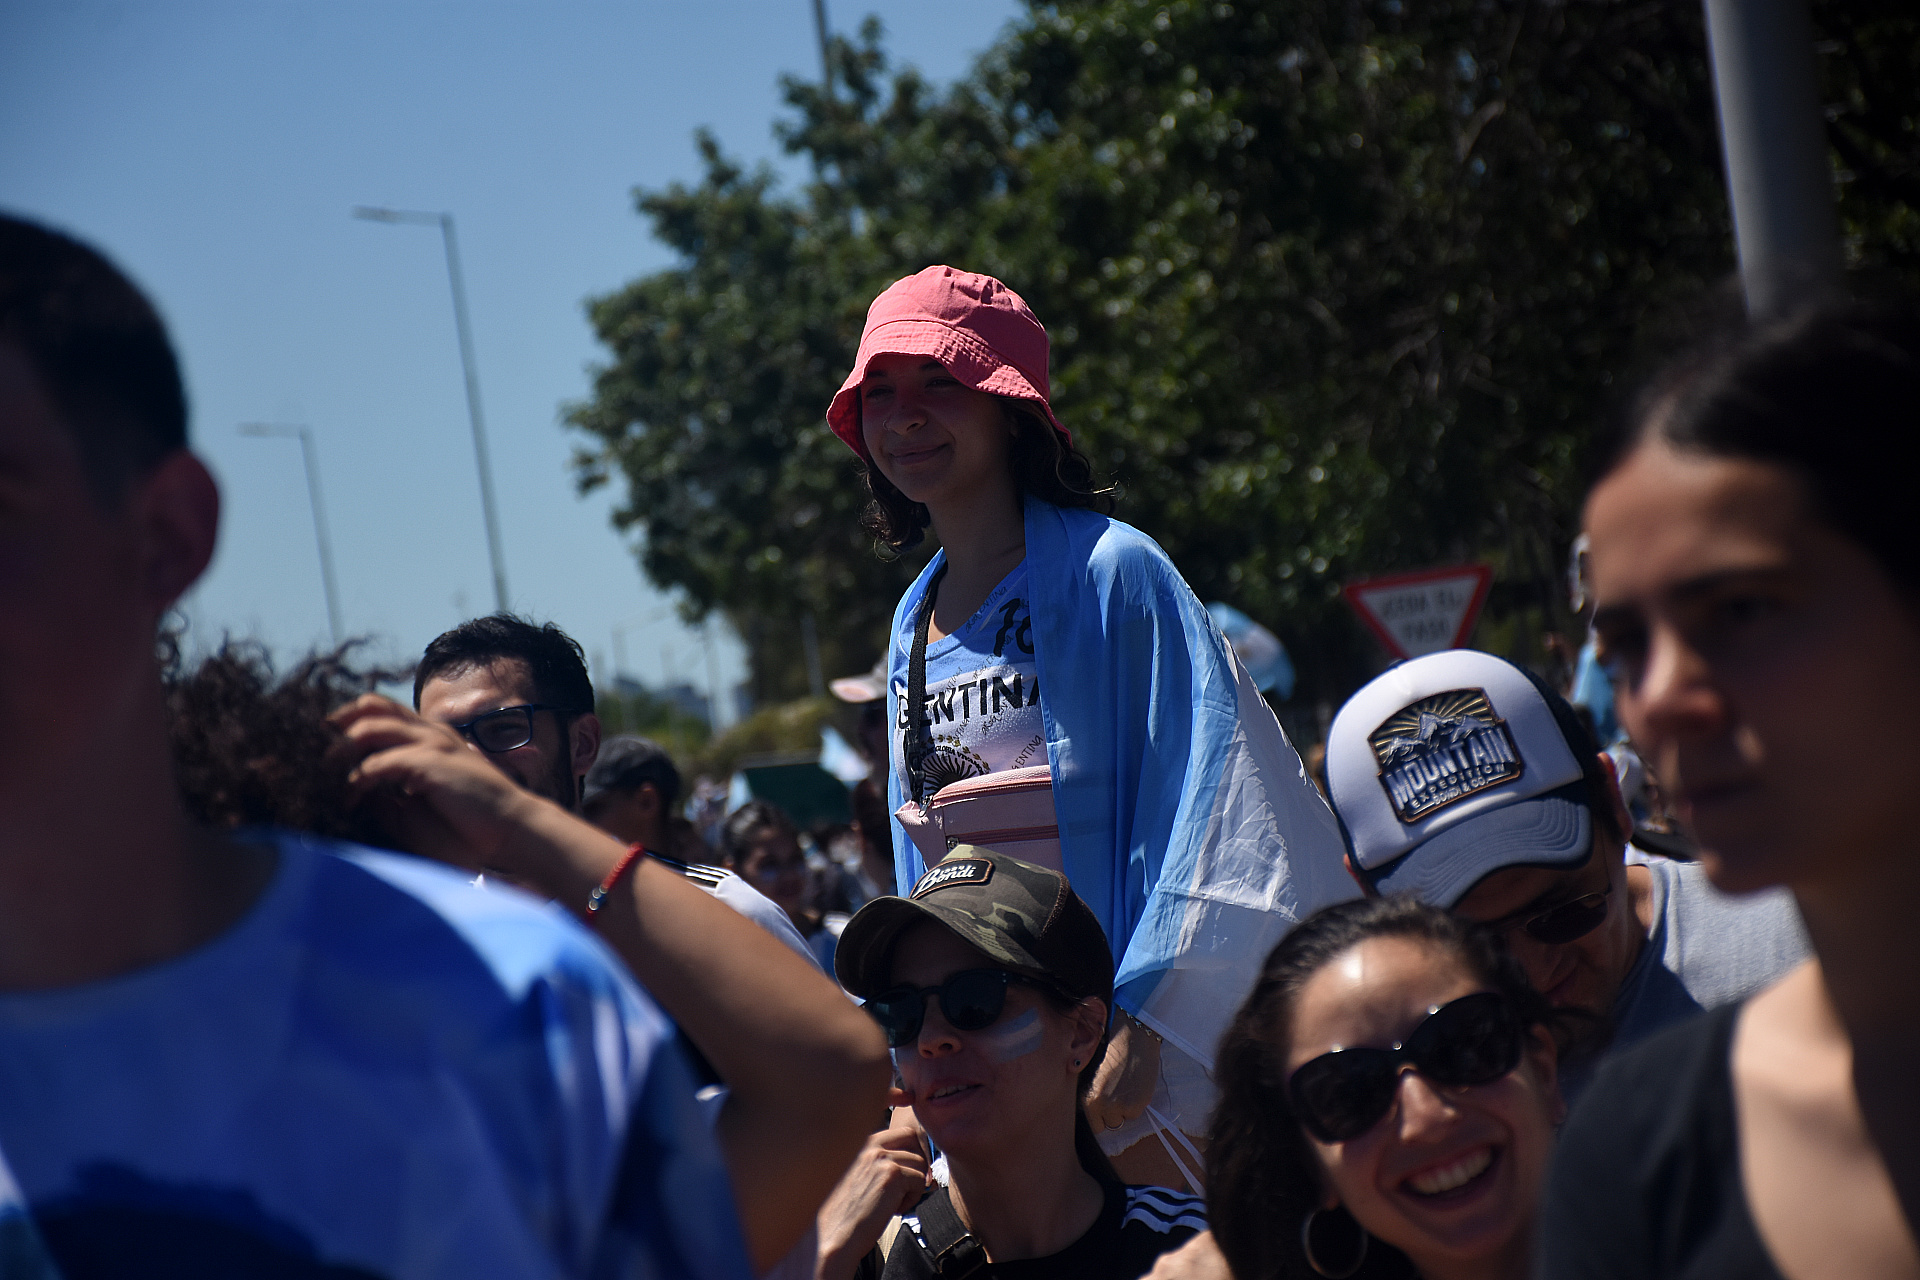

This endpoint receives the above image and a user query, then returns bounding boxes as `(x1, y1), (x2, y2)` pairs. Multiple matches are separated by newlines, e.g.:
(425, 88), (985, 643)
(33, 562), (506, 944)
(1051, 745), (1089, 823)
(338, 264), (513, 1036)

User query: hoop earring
(1300, 1205), (1368, 1279)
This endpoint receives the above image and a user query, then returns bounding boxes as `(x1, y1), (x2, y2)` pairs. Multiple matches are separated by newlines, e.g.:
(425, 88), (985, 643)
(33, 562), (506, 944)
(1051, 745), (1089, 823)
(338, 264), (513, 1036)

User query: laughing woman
(828, 266), (1351, 1186)
(1203, 898), (1565, 1280)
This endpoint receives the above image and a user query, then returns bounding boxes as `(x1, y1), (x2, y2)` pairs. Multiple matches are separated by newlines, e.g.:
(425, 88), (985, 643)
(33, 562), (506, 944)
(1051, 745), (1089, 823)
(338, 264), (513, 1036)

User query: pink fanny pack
(898, 565), (1061, 872)
(896, 764), (1061, 872)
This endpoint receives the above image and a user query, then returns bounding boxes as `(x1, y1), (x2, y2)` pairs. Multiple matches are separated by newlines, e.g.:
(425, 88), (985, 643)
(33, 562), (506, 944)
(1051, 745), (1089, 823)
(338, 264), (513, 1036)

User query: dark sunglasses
(1514, 886), (1613, 946)
(1288, 991), (1525, 1143)
(449, 704), (563, 754)
(863, 969), (1056, 1048)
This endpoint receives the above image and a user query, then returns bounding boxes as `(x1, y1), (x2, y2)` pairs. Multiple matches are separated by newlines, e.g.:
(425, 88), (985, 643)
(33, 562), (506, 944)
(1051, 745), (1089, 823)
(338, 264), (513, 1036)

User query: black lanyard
(905, 564), (949, 805)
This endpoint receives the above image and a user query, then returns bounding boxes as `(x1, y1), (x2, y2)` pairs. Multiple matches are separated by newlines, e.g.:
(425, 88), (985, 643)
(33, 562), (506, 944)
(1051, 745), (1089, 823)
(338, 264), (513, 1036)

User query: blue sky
(1, 0), (1020, 724)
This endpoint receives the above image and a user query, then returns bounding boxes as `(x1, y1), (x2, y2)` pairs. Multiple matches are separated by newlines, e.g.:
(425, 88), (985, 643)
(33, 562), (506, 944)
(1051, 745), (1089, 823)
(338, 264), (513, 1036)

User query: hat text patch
(912, 857), (994, 898)
(1367, 688), (1523, 823)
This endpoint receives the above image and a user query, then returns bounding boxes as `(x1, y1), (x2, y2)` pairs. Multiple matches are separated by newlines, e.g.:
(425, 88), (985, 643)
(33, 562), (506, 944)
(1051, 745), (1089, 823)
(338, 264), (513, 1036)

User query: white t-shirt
(891, 562), (1045, 800)
(0, 832), (752, 1280)
(662, 854), (821, 969)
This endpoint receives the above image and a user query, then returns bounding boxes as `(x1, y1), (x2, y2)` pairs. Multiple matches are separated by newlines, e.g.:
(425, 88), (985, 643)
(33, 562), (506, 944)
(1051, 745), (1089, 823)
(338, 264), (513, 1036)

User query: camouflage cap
(834, 846), (1114, 1007)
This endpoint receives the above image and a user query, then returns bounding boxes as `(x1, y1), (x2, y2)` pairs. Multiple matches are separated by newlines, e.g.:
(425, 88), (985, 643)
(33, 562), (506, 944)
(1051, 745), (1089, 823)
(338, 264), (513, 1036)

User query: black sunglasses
(1512, 886), (1613, 946)
(1288, 991), (1525, 1143)
(863, 969), (1056, 1048)
(449, 703), (563, 754)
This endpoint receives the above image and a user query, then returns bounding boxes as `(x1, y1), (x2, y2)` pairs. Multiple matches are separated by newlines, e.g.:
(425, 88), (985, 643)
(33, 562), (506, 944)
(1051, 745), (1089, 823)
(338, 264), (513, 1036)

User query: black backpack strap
(912, 1185), (989, 1279)
(905, 564), (949, 806)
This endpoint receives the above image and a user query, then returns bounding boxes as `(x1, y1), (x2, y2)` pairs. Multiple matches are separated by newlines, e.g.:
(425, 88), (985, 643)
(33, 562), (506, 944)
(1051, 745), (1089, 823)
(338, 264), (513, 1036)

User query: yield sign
(1342, 564), (1493, 661)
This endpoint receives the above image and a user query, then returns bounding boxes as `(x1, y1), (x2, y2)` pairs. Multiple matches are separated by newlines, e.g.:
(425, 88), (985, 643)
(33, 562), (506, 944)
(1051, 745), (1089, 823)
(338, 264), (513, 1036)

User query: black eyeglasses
(1288, 991), (1525, 1143)
(863, 969), (1056, 1048)
(1508, 886), (1613, 946)
(449, 704), (563, 754)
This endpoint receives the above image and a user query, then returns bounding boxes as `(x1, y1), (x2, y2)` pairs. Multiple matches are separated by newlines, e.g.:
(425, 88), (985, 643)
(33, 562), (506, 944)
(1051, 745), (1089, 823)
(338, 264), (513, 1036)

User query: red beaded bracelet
(585, 843), (647, 923)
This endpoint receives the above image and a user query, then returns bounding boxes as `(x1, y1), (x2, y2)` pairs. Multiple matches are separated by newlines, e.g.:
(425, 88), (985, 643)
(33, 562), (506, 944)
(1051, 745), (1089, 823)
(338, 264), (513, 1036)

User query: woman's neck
(1793, 854), (1920, 1232)
(944, 1135), (1106, 1263)
(926, 482), (1026, 640)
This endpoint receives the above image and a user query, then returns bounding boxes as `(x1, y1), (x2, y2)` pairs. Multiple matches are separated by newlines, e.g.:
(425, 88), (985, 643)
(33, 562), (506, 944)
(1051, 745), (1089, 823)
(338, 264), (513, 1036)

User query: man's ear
(133, 450), (219, 612)
(634, 781), (662, 820)
(570, 712), (602, 780)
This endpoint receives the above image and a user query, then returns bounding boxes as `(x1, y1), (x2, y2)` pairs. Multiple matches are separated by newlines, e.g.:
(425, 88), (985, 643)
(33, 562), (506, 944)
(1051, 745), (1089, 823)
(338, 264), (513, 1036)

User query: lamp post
(1701, 0), (1842, 317)
(238, 423), (345, 647)
(352, 205), (511, 612)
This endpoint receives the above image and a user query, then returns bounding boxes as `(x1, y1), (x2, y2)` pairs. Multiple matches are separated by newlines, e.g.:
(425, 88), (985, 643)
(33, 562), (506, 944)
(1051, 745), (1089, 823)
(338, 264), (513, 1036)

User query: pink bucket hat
(826, 265), (1068, 459)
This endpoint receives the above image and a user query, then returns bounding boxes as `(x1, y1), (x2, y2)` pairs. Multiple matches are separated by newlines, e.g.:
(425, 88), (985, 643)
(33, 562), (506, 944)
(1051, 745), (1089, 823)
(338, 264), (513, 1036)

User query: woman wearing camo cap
(815, 847), (1206, 1279)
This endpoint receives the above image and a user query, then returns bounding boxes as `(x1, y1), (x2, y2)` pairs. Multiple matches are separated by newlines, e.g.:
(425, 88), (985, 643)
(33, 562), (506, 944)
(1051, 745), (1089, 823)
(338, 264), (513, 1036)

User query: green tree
(569, 0), (1917, 712)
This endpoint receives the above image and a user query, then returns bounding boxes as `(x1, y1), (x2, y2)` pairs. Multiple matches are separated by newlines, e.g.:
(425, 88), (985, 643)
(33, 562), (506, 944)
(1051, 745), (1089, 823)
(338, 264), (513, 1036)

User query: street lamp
(352, 205), (511, 613)
(238, 423), (345, 647)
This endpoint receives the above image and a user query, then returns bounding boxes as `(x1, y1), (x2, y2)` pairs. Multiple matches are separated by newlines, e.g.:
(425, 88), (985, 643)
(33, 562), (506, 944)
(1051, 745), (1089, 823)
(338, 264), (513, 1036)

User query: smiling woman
(814, 847), (1208, 1279)
(1204, 897), (1565, 1280)
(828, 266), (1353, 1191)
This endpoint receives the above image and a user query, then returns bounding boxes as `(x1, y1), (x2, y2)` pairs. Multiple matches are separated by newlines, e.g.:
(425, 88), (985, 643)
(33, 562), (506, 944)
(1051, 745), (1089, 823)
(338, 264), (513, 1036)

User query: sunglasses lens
(1289, 1051), (1399, 1143)
(864, 989), (924, 1048)
(1525, 893), (1609, 945)
(941, 971), (1012, 1032)
(1415, 993), (1523, 1087)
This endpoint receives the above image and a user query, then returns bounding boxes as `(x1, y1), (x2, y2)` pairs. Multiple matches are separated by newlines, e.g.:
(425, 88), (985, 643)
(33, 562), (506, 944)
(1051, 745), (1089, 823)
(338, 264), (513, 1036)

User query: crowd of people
(2, 208), (1915, 1280)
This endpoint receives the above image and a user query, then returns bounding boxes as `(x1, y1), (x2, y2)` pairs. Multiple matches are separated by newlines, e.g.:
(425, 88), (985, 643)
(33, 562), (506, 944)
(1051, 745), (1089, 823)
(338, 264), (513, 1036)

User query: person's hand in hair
(330, 695), (548, 878)
(1085, 1010), (1163, 1133)
(1141, 1231), (1231, 1280)
(814, 1092), (932, 1280)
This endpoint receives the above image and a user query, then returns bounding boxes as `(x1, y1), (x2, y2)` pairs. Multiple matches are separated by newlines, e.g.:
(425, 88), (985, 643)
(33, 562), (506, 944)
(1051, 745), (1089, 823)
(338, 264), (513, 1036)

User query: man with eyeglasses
(1324, 649), (1807, 1094)
(415, 614), (601, 809)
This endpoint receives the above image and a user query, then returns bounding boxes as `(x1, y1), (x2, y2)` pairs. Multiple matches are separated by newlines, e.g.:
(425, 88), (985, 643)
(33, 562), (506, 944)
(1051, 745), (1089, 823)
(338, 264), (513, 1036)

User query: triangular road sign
(1342, 564), (1493, 661)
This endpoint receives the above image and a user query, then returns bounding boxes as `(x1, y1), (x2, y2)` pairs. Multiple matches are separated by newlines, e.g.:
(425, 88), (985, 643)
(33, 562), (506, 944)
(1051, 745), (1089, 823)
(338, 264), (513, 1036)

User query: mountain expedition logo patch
(1367, 688), (1523, 823)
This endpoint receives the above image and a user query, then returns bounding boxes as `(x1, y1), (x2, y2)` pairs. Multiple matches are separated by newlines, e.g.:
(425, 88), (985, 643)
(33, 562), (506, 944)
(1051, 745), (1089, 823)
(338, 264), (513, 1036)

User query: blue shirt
(0, 833), (751, 1280)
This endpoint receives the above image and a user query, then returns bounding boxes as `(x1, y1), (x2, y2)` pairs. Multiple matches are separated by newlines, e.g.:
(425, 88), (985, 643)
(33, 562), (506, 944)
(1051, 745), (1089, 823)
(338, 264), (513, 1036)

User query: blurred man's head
(581, 735), (680, 850)
(1327, 649), (1636, 1022)
(1, 215), (219, 812)
(414, 615), (599, 809)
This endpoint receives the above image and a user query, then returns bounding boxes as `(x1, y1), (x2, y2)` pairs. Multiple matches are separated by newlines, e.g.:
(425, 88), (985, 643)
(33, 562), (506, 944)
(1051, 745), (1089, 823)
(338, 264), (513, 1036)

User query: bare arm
(334, 696), (891, 1272)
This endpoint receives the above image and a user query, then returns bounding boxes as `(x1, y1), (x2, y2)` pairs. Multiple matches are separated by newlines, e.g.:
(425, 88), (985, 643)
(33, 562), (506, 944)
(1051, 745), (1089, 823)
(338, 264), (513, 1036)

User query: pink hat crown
(826, 265), (1067, 457)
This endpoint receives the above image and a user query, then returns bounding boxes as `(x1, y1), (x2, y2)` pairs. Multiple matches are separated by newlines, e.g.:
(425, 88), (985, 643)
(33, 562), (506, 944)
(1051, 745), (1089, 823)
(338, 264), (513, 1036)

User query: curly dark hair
(166, 640), (408, 845)
(1205, 897), (1562, 1280)
(858, 399), (1114, 553)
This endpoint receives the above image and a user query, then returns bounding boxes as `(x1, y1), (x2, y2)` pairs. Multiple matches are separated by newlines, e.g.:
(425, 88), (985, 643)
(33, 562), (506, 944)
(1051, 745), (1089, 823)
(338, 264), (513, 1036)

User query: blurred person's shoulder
(0, 830), (750, 1279)
(1541, 1003), (1782, 1279)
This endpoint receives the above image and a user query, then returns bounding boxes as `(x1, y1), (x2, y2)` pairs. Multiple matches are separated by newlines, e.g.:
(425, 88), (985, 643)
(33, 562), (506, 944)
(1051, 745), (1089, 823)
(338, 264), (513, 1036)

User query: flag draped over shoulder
(888, 498), (1356, 1070)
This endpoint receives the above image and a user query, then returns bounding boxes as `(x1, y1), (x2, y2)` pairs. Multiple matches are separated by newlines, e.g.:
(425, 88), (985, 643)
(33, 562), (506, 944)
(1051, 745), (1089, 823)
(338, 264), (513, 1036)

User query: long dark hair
(859, 398), (1114, 553)
(1600, 294), (1920, 596)
(1205, 897), (1558, 1280)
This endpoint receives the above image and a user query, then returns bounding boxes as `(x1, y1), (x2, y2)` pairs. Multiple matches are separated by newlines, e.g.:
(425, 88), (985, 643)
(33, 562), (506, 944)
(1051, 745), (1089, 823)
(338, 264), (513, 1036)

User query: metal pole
(812, 0), (833, 93)
(352, 206), (511, 613)
(435, 215), (511, 613)
(1701, 0), (1842, 318)
(239, 423), (344, 647)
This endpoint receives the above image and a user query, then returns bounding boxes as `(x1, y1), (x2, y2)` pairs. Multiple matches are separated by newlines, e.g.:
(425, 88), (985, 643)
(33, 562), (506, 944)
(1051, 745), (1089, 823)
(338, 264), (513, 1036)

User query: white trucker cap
(1327, 649), (1593, 906)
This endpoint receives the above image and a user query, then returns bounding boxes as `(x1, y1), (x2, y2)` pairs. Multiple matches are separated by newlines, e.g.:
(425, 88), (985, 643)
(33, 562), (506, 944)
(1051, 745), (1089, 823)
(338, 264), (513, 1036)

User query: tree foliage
(568, 0), (1918, 711)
